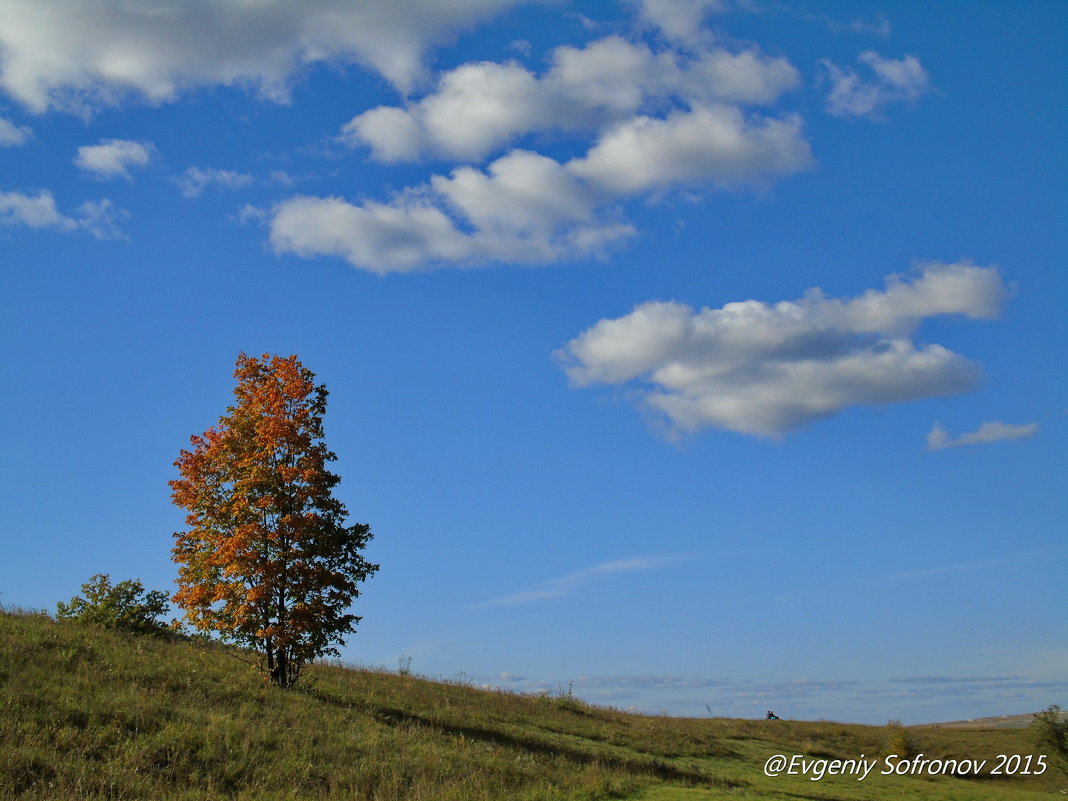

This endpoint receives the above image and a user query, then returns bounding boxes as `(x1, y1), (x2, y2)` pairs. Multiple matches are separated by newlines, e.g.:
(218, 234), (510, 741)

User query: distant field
(1, 608), (1062, 800)
(915, 714), (1046, 730)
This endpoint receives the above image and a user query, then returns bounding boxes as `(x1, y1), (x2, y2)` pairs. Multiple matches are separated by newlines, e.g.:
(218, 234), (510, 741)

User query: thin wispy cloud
(804, 13), (891, 39)
(876, 546), (1066, 585)
(890, 675), (1021, 685)
(881, 556), (1028, 584)
(0, 115), (31, 146)
(476, 554), (692, 607)
(0, 189), (127, 239)
(773, 546), (1067, 605)
(176, 167), (253, 198)
(878, 547), (1066, 588)
(820, 51), (930, 119)
(927, 420), (1038, 451)
(573, 674), (730, 691)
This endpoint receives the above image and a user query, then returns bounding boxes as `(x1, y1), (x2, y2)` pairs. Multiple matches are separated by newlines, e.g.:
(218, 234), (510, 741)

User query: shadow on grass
(300, 684), (742, 791)
(373, 705), (739, 788)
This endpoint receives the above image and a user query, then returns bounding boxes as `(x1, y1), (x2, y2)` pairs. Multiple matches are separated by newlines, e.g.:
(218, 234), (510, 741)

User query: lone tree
(170, 353), (377, 687)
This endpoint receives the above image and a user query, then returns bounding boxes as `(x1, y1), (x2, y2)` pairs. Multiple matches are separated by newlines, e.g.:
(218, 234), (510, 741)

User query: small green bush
(56, 574), (169, 635)
(883, 719), (918, 759)
(1030, 705), (1068, 777)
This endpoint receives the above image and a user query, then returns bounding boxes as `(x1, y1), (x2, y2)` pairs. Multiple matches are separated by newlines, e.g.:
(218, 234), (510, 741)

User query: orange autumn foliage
(170, 353), (377, 687)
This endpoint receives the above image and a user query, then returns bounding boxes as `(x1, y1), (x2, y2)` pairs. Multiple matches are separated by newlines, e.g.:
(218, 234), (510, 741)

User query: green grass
(0, 608), (1061, 800)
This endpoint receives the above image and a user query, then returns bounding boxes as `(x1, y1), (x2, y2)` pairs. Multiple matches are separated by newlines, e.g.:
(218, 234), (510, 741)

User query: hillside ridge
(0, 608), (1059, 800)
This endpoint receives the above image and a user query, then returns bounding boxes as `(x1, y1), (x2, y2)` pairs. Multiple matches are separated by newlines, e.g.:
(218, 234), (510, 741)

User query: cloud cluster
(927, 421), (1038, 451)
(0, 0), (938, 281)
(821, 51), (930, 119)
(273, 104), (811, 272)
(267, 3), (816, 273)
(342, 36), (799, 162)
(559, 262), (1008, 438)
(0, 0), (528, 113)
(74, 138), (154, 180)
(0, 189), (127, 239)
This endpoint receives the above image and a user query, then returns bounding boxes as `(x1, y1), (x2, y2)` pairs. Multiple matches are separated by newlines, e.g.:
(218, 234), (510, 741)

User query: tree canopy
(56, 574), (169, 636)
(170, 353), (377, 687)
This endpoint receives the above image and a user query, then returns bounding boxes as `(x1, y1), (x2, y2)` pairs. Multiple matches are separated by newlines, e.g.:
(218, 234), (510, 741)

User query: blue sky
(1, 0), (1065, 725)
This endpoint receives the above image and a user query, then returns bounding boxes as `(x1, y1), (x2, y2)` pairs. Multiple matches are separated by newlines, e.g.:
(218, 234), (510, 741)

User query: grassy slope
(0, 609), (1061, 800)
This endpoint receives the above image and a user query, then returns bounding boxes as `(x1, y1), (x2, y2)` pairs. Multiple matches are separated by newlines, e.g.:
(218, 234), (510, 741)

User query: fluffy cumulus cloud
(0, 189), (127, 239)
(270, 195), (481, 274)
(269, 184), (634, 275)
(0, 0), (529, 113)
(559, 262), (1009, 438)
(176, 167), (254, 199)
(569, 105), (811, 195)
(272, 116), (808, 272)
(821, 51), (930, 119)
(342, 36), (800, 162)
(74, 138), (154, 180)
(275, 103), (810, 272)
(279, 2), (814, 273)
(927, 421), (1039, 451)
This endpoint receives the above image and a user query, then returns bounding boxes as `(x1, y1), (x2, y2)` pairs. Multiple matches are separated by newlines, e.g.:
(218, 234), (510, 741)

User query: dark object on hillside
(765, 710), (780, 720)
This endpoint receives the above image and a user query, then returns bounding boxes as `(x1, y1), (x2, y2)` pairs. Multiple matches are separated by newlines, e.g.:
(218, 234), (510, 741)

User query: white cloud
(345, 60), (546, 163)
(804, 12), (892, 39)
(927, 421), (1038, 451)
(176, 167), (253, 199)
(236, 204), (268, 225)
(477, 554), (690, 607)
(568, 105), (812, 195)
(0, 115), (31, 146)
(821, 51), (930, 119)
(559, 262), (1008, 438)
(0, 0), (530, 113)
(433, 149), (601, 237)
(256, 5), (805, 273)
(342, 36), (800, 162)
(0, 189), (70, 230)
(73, 198), (129, 240)
(0, 189), (127, 239)
(634, 0), (726, 44)
(270, 194), (479, 274)
(843, 16), (892, 38)
(269, 156), (636, 275)
(74, 138), (154, 180)
(278, 100), (810, 273)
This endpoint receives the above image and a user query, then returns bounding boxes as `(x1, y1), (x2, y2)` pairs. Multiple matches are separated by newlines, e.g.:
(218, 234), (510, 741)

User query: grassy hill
(0, 608), (1061, 800)
(915, 714), (1059, 731)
